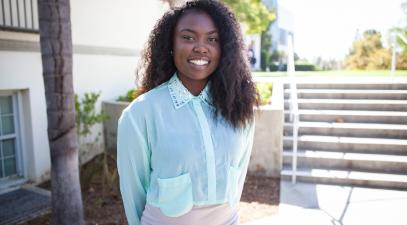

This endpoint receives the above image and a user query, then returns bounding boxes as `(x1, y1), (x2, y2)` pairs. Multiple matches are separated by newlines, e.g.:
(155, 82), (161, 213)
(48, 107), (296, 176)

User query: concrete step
(284, 122), (407, 139)
(283, 150), (407, 174)
(284, 99), (407, 111)
(283, 82), (407, 90)
(281, 168), (407, 190)
(284, 110), (407, 124)
(284, 89), (407, 100)
(283, 136), (407, 155)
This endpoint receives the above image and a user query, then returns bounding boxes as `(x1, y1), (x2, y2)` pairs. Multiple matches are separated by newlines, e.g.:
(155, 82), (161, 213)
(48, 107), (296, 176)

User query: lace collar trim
(167, 73), (213, 109)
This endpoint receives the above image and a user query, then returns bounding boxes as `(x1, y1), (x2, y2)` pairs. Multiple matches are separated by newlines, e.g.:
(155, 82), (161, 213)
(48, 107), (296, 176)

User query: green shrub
(256, 83), (273, 105)
(295, 63), (316, 71)
(269, 63), (317, 71)
(117, 89), (141, 102)
(75, 92), (109, 137)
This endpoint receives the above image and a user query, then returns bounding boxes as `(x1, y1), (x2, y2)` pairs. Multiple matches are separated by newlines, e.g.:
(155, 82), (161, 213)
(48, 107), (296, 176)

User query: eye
(208, 37), (218, 43)
(182, 35), (194, 41)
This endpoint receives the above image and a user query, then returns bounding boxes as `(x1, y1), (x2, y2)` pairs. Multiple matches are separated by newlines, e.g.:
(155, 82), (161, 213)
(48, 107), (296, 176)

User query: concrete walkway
(243, 181), (407, 225)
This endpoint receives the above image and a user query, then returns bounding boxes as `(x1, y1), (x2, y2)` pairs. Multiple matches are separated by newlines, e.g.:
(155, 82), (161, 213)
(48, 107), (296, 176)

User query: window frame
(0, 91), (24, 182)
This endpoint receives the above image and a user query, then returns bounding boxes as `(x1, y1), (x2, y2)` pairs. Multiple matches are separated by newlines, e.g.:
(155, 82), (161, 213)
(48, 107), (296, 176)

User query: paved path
(243, 181), (407, 225)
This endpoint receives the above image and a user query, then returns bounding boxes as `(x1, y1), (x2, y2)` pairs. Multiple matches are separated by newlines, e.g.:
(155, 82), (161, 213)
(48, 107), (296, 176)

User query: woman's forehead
(175, 10), (218, 32)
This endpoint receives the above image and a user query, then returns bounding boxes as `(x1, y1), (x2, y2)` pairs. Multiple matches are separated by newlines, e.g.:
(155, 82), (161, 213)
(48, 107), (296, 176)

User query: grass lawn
(254, 70), (407, 77)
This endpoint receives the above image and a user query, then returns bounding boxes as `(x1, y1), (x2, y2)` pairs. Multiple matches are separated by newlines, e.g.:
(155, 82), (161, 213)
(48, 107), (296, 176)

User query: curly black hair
(137, 0), (259, 129)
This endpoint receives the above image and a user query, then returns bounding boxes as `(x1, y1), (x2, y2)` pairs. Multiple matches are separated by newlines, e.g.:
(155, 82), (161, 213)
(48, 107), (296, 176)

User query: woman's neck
(177, 74), (208, 96)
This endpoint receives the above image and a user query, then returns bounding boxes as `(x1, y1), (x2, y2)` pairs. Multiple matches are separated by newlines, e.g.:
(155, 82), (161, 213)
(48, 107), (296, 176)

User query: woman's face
(173, 10), (221, 87)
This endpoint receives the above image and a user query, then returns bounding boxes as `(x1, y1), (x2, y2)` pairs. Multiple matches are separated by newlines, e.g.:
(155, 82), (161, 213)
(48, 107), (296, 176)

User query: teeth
(189, 59), (208, 66)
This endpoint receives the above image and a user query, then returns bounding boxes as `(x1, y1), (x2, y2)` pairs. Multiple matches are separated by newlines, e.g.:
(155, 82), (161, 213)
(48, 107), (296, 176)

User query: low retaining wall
(102, 101), (129, 153)
(249, 81), (284, 178)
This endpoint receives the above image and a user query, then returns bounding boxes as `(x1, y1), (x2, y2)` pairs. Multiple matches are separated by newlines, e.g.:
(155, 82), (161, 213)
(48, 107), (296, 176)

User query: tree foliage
(161, 0), (276, 33)
(394, 27), (407, 55)
(222, 0), (275, 34)
(389, 1), (407, 69)
(256, 82), (273, 105)
(345, 30), (392, 70)
(260, 27), (272, 70)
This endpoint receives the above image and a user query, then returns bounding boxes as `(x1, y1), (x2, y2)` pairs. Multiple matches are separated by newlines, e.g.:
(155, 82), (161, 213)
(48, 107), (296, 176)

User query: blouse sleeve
(117, 109), (151, 225)
(236, 121), (255, 202)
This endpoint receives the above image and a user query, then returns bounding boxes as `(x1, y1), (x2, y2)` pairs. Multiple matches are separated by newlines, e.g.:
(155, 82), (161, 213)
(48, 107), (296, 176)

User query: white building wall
(70, 0), (169, 96)
(71, 0), (167, 50)
(267, 0), (295, 54)
(0, 51), (49, 183)
(0, 0), (169, 186)
(277, 5), (294, 32)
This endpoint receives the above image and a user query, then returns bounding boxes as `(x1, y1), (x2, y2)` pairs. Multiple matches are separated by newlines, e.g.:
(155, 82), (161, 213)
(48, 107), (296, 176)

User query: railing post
(391, 32), (397, 81)
(287, 34), (298, 184)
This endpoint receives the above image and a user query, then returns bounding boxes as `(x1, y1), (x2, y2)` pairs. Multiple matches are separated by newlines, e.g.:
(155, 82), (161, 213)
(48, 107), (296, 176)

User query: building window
(0, 0), (39, 33)
(0, 95), (21, 179)
(279, 28), (287, 46)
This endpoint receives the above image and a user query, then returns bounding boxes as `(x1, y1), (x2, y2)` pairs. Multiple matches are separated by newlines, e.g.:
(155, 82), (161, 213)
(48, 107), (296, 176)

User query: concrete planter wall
(102, 82), (284, 178)
(249, 82), (284, 178)
(103, 101), (130, 153)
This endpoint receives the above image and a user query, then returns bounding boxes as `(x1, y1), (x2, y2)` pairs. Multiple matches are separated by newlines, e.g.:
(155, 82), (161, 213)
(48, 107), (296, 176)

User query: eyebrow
(179, 28), (218, 35)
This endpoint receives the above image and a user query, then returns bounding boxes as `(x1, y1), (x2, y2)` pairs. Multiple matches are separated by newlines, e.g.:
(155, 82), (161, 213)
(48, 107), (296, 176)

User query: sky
(279, 0), (406, 61)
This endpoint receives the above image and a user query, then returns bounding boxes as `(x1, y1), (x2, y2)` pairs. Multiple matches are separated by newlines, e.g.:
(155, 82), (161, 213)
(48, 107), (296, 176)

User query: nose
(193, 43), (208, 54)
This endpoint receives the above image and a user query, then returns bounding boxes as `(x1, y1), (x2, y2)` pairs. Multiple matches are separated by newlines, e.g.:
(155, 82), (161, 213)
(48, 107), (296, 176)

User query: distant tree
(385, 0), (407, 69)
(222, 0), (275, 34)
(269, 50), (281, 63)
(320, 58), (343, 70)
(38, 0), (84, 224)
(345, 30), (392, 70)
(393, 27), (407, 55)
(161, 0), (276, 34)
(294, 52), (300, 62)
(389, 26), (407, 69)
(260, 28), (272, 71)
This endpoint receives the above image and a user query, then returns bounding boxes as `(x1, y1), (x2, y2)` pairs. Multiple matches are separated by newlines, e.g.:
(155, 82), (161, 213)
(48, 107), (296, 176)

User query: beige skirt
(140, 203), (239, 225)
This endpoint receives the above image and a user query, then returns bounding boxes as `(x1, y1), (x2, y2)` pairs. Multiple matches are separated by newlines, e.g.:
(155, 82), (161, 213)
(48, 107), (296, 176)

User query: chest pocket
(157, 173), (193, 217)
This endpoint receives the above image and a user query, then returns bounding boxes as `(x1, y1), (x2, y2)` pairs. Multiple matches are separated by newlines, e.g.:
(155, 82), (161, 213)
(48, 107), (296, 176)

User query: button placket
(192, 98), (217, 202)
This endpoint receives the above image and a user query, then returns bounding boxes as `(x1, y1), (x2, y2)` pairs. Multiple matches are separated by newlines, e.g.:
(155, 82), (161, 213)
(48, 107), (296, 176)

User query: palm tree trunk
(37, 0), (84, 224)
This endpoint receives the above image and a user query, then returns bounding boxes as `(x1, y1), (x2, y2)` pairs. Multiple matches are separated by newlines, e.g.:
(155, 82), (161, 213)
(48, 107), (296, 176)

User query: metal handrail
(391, 32), (407, 79)
(287, 34), (299, 184)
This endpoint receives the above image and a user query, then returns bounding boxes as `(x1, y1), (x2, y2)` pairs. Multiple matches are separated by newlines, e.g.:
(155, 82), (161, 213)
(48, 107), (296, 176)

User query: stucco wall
(0, 51), (48, 184)
(0, 0), (169, 186)
(71, 0), (167, 50)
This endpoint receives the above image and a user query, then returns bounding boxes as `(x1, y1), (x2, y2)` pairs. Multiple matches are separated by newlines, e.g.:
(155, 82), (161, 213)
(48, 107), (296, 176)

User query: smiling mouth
(188, 59), (209, 66)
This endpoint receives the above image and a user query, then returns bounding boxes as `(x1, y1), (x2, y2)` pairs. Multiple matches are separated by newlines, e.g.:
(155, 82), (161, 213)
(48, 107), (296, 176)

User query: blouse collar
(168, 73), (213, 109)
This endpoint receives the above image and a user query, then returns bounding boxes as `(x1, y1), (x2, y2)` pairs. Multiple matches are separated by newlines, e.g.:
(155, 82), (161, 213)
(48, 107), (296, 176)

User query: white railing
(287, 34), (299, 184)
(391, 32), (407, 79)
(0, 0), (39, 32)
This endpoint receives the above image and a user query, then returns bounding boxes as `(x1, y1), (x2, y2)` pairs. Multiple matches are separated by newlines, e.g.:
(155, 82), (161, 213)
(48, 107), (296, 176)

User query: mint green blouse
(117, 74), (255, 225)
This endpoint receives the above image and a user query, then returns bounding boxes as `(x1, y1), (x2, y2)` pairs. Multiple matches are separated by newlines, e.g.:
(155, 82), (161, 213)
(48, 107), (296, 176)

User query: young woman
(117, 1), (259, 224)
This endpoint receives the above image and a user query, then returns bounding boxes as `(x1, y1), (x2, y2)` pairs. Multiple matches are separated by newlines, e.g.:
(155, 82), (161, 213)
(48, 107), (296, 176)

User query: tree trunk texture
(37, 0), (84, 225)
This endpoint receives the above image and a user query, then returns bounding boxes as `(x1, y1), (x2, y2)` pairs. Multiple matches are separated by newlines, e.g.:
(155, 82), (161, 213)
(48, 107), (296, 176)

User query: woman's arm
(117, 109), (151, 225)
